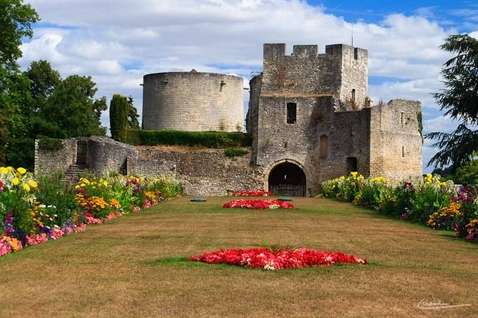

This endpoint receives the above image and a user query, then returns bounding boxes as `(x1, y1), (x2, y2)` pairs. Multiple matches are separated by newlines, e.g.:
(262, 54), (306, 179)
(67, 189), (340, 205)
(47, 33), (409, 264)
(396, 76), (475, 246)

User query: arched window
(319, 135), (328, 159)
(287, 102), (297, 124)
(354, 48), (359, 60)
(351, 89), (356, 104)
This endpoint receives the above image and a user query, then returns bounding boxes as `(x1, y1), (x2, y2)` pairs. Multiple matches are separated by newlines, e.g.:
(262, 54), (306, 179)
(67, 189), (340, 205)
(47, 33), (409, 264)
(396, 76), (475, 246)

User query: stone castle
(35, 42), (423, 196)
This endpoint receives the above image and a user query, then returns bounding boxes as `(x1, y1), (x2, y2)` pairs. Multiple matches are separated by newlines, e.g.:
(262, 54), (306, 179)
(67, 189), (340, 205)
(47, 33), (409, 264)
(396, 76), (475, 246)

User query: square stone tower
(248, 43), (422, 196)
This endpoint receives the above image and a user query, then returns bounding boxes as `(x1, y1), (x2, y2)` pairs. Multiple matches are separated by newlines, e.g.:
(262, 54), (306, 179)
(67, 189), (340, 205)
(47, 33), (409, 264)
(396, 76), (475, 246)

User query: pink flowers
(106, 211), (122, 221)
(26, 233), (48, 246)
(49, 227), (65, 240)
(74, 223), (87, 233)
(191, 247), (367, 270)
(223, 199), (294, 209)
(0, 179), (4, 192)
(85, 212), (103, 224)
(0, 236), (23, 256)
(0, 237), (13, 256)
(232, 190), (271, 197)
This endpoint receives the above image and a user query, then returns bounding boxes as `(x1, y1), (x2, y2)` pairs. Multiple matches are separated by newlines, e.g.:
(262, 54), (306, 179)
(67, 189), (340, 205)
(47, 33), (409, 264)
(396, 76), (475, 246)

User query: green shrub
(35, 173), (79, 228)
(321, 173), (456, 225)
(224, 148), (249, 157)
(144, 177), (182, 199)
(124, 129), (252, 148)
(110, 94), (129, 141)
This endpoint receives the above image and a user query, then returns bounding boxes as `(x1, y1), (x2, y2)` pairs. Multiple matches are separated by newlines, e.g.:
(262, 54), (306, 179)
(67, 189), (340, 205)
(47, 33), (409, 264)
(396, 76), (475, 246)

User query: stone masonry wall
(34, 139), (77, 176)
(262, 43), (368, 109)
(129, 146), (264, 196)
(142, 72), (244, 132)
(321, 105), (372, 180)
(370, 100), (423, 180)
(86, 137), (138, 176)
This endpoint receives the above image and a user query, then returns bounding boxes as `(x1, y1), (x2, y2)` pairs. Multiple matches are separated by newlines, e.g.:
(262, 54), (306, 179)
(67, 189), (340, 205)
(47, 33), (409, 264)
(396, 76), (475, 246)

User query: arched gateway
(268, 162), (306, 197)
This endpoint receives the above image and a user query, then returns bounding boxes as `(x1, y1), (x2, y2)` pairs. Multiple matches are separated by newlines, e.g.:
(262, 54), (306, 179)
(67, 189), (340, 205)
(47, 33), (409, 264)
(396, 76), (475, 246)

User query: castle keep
(247, 43), (422, 195)
(35, 42), (423, 196)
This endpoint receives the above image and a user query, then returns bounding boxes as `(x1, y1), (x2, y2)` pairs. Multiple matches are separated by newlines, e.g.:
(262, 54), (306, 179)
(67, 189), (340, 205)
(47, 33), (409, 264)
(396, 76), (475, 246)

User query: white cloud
(21, 0), (464, 171)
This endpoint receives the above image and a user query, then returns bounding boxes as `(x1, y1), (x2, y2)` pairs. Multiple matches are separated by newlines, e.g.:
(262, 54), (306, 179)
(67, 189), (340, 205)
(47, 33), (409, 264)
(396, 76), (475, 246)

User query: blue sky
(312, 0), (478, 28)
(21, 0), (478, 172)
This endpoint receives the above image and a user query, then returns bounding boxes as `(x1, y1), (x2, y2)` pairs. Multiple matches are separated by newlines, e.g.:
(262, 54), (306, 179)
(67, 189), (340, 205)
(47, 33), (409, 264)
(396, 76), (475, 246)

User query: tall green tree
(109, 94), (129, 141)
(110, 95), (140, 141)
(42, 75), (107, 138)
(427, 34), (478, 170)
(0, 0), (39, 167)
(26, 60), (61, 112)
(127, 96), (140, 130)
(0, 0), (39, 67)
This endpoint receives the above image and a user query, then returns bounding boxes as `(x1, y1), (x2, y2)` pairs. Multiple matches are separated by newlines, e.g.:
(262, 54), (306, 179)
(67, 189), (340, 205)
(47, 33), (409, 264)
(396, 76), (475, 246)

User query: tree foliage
(0, 0), (38, 166)
(127, 96), (140, 130)
(427, 34), (478, 170)
(0, 0), (39, 66)
(40, 75), (107, 138)
(110, 94), (129, 141)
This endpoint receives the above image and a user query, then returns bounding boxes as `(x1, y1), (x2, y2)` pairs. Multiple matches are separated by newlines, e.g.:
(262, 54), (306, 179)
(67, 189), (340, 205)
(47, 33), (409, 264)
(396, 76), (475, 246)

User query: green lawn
(1, 197), (477, 317)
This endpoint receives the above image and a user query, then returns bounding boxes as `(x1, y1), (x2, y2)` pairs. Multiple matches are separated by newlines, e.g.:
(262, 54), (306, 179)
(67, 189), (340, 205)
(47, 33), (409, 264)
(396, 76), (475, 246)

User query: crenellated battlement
(264, 43), (367, 60)
(262, 43), (368, 109)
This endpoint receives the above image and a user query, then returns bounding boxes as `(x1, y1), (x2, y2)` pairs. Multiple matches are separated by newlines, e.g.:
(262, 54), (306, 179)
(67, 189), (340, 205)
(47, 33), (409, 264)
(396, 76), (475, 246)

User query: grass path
(1, 197), (477, 317)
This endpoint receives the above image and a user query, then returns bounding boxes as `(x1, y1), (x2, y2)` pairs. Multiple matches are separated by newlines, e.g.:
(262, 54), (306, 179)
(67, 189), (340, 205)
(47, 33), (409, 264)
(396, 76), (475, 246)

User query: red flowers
(191, 247), (367, 270)
(223, 199), (294, 209)
(232, 190), (272, 197)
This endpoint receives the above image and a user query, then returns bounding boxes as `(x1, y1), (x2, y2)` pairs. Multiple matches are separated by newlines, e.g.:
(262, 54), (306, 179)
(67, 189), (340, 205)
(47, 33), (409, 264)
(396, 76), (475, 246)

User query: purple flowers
(4, 212), (15, 236)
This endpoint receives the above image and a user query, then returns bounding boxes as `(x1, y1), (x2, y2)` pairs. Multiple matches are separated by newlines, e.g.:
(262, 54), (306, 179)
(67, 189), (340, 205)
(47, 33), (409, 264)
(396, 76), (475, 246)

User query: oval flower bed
(191, 247), (367, 270)
(223, 199), (294, 209)
(231, 190), (271, 197)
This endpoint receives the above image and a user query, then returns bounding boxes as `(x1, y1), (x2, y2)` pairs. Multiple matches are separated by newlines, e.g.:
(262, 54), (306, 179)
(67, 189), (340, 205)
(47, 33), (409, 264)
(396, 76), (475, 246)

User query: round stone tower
(142, 71), (244, 132)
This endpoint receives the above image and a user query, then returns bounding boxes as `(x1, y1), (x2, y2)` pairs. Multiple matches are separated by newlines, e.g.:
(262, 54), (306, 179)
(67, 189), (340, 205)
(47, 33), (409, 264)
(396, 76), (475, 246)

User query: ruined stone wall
(142, 72), (244, 132)
(247, 74), (262, 162)
(129, 146), (264, 196)
(34, 139), (77, 176)
(34, 137), (138, 177)
(369, 100), (423, 180)
(86, 137), (138, 176)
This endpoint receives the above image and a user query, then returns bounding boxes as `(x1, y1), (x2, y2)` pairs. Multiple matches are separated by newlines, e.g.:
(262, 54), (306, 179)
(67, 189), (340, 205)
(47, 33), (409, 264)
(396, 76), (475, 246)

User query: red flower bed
(191, 247), (367, 270)
(223, 199), (294, 209)
(232, 190), (272, 197)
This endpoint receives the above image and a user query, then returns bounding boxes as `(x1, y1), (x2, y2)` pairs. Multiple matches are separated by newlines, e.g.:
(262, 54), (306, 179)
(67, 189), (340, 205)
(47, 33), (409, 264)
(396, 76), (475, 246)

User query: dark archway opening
(268, 162), (306, 197)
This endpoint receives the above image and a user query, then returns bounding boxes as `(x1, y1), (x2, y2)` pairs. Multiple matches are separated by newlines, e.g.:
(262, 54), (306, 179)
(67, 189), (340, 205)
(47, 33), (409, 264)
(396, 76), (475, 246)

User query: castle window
(400, 112), (405, 126)
(402, 146), (405, 158)
(287, 102), (297, 124)
(354, 48), (359, 60)
(351, 89), (356, 103)
(346, 157), (358, 173)
(320, 135), (328, 159)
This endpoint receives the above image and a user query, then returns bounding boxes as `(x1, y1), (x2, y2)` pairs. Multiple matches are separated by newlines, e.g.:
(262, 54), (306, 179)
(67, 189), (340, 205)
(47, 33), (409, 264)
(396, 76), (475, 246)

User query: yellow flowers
(17, 167), (27, 175)
(22, 184), (31, 192)
(110, 198), (121, 209)
(76, 194), (110, 211)
(427, 202), (462, 229)
(27, 180), (38, 189)
(0, 166), (14, 174)
(370, 176), (387, 184)
(12, 177), (20, 186)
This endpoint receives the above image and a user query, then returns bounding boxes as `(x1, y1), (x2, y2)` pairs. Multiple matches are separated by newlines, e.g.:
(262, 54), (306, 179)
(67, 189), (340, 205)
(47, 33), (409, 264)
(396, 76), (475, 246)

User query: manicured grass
(1, 197), (477, 317)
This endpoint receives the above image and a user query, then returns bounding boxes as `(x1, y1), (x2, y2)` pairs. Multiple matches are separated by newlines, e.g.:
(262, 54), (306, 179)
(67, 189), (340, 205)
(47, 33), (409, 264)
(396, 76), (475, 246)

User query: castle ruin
(35, 42), (423, 197)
